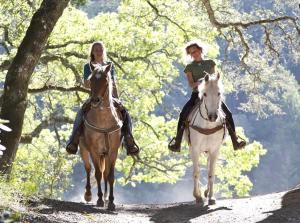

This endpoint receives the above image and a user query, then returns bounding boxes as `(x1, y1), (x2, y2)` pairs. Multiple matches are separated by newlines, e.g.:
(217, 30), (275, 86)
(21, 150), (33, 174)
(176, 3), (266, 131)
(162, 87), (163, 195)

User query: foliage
(215, 127), (266, 197)
(1, 0), (297, 199)
(10, 128), (79, 198)
(0, 176), (22, 209)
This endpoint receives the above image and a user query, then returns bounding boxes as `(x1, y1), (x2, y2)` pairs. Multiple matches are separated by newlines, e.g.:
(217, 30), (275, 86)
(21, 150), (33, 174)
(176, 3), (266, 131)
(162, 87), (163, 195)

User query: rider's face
(92, 44), (104, 61)
(188, 46), (202, 61)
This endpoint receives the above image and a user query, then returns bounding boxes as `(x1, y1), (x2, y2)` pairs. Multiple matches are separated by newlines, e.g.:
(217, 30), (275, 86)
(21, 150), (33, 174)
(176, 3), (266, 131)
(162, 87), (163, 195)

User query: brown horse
(79, 63), (122, 211)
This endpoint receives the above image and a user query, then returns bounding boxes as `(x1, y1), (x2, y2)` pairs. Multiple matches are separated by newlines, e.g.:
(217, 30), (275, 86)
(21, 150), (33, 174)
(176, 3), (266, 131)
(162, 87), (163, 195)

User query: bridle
(90, 69), (111, 110)
(198, 97), (222, 123)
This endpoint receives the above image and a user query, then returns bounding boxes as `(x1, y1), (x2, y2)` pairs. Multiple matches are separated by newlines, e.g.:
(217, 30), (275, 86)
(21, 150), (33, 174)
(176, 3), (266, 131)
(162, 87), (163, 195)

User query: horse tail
(99, 155), (106, 173)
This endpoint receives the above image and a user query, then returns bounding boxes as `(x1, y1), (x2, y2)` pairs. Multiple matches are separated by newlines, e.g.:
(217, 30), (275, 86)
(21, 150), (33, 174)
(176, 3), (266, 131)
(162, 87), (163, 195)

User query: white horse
(185, 73), (226, 205)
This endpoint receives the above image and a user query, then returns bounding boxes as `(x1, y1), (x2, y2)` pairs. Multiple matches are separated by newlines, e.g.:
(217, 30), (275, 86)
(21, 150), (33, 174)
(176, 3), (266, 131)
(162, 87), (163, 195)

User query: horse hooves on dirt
(204, 189), (209, 198)
(208, 199), (216, 205)
(84, 193), (92, 202)
(97, 199), (105, 207)
(107, 202), (115, 211)
(196, 197), (204, 206)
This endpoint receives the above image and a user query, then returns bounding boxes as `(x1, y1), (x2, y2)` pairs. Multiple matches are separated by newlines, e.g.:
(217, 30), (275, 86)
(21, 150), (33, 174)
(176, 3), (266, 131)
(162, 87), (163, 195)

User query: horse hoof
(208, 198), (216, 205)
(84, 192), (92, 202)
(204, 189), (209, 198)
(107, 202), (115, 211)
(97, 199), (104, 207)
(196, 197), (204, 206)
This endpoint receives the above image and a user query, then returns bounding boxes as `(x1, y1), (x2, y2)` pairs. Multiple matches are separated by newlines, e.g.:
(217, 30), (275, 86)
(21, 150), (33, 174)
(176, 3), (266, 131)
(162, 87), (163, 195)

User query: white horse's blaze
(185, 74), (225, 205)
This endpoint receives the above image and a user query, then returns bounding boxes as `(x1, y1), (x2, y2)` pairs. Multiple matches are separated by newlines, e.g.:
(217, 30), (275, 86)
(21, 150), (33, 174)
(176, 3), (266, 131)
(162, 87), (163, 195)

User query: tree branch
(28, 85), (89, 94)
(20, 116), (74, 144)
(146, 0), (189, 41)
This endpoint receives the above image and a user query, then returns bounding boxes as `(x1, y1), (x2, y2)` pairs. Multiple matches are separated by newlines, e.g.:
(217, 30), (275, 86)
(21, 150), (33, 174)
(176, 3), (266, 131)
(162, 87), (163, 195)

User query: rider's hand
(83, 80), (91, 89)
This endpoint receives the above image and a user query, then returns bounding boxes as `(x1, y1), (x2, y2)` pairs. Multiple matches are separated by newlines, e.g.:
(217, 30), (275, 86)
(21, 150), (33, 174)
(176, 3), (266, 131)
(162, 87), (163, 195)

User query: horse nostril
(208, 114), (218, 121)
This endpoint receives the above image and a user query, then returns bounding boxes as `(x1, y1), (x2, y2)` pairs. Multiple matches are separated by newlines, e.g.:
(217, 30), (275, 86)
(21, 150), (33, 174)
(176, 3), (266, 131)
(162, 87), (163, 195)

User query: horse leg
(92, 156), (104, 207)
(104, 179), (109, 203)
(205, 150), (219, 205)
(107, 162), (116, 211)
(190, 148), (203, 206)
(80, 148), (92, 202)
(103, 156), (109, 203)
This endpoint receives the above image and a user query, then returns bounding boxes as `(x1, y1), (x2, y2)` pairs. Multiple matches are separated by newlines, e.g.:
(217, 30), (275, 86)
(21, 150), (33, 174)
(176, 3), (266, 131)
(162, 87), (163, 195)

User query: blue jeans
(66, 108), (83, 146)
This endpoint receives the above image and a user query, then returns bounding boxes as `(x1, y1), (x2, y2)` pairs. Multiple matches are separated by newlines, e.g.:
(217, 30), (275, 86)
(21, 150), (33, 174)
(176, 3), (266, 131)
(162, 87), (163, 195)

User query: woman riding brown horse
(66, 42), (140, 156)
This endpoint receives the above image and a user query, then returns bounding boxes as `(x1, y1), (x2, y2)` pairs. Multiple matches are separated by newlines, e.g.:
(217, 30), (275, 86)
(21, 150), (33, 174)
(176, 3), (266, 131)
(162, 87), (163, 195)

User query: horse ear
(104, 63), (112, 73)
(205, 74), (209, 82)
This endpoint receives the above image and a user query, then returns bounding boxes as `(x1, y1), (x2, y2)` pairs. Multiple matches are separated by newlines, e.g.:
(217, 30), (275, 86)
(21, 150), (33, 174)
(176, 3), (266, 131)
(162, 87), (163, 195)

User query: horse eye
(218, 92), (220, 96)
(203, 93), (207, 97)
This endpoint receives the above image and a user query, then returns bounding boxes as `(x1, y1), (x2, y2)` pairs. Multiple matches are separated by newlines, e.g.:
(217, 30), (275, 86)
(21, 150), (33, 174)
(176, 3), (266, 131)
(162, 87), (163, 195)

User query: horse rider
(168, 40), (246, 152)
(66, 41), (140, 156)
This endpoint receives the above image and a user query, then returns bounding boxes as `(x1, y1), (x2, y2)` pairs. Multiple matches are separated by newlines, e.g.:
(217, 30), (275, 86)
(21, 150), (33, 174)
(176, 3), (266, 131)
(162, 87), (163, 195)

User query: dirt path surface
(22, 186), (300, 223)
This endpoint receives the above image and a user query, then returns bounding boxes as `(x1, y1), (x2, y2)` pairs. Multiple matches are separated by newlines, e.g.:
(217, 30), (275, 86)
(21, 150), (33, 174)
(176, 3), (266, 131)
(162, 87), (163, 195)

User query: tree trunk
(0, 0), (70, 174)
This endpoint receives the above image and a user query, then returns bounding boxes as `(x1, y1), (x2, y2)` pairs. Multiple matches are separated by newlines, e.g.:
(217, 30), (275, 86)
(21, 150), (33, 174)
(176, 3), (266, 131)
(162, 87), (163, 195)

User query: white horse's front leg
(190, 147), (203, 205)
(205, 150), (219, 205)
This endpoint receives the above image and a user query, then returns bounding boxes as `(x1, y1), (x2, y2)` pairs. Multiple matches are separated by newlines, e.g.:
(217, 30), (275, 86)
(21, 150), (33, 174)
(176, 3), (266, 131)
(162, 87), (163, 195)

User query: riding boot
(222, 102), (246, 150)
(168, 92), (199, 152)
(114, 100), (140, 156)
(66, 100), (90, 154)
(168, 124), (185, 152)
(66, 108), (84, 154)
(227, 124), (246, 150)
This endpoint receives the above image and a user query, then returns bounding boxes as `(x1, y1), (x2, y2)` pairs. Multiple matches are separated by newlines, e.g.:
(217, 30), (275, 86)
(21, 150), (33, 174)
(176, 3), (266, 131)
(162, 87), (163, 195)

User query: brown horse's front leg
(85, 171), (92, 202)
(107, 165), (115, 211)
(80, 148), (92, 202)
(92, 156), (104, 207)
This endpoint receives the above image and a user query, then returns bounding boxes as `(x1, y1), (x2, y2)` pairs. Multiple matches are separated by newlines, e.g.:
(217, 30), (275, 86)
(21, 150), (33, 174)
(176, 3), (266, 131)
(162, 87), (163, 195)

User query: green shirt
(184, 59), (216, 92)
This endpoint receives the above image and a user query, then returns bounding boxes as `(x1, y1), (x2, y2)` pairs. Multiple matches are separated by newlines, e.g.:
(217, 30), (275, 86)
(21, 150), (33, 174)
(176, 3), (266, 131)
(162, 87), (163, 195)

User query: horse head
(88, 63), (112, 108)
(198, 73), (224, 122)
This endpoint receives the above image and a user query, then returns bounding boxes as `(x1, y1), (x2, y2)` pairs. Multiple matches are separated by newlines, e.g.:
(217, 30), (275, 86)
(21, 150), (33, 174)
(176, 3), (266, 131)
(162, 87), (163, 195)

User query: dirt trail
(21, 185), (300, 223)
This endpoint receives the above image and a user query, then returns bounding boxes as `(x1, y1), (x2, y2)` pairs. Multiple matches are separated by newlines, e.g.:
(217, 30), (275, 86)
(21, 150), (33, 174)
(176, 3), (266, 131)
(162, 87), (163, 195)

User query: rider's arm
(83, 63), (91, 89)
(209, 60), (216, 74)
(110, 63), (119, 98)
(185, 71), (200, 89)
(112, 80), (119, 98)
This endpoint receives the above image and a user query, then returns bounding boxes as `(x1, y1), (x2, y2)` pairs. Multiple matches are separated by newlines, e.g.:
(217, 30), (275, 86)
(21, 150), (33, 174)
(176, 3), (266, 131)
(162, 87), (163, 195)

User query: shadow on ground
(258, 185), (300, 223)
(28, 198), (117, 215)
(127, 202), (232, 223)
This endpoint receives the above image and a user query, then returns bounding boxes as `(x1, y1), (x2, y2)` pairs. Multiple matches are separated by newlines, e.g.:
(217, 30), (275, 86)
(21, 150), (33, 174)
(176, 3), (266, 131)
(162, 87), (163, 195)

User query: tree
(0, 0), (70, 174)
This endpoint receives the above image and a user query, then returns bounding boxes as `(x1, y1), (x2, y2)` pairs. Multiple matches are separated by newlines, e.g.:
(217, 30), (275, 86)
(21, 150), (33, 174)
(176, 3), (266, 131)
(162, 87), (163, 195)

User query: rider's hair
(89, 41), (107, 62)
(185, 42), (203, 55)
(88, 41), (108, 71)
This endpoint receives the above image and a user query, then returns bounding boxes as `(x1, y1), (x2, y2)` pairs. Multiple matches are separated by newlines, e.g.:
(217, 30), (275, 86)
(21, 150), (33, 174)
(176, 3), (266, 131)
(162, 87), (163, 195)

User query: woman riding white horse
(169, 40), (246, 152)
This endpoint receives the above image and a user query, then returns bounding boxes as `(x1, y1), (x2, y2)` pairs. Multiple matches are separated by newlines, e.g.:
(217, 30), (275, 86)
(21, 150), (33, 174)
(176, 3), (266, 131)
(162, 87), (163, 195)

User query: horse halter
(199, 97), (221, 122)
